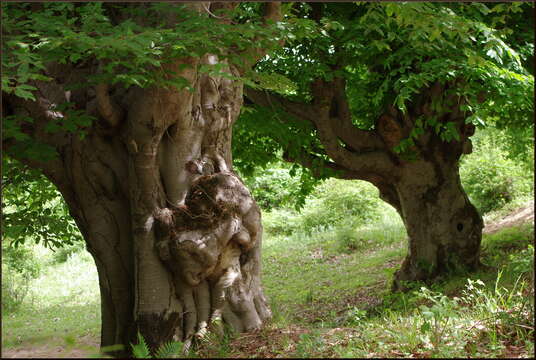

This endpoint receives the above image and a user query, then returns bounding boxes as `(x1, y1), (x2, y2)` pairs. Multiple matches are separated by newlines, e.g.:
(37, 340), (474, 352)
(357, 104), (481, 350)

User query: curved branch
(96, 83), (124, 128)
(329, 78), (385, 151)
(243, 87), (316, 123)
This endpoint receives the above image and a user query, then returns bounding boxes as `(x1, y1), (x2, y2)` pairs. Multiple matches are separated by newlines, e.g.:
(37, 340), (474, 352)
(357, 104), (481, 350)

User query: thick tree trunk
(4, 3), (280, 356)
(390, 159), (483, 291)
(122, 57), (271, 354)
(9, 59), (271, 356)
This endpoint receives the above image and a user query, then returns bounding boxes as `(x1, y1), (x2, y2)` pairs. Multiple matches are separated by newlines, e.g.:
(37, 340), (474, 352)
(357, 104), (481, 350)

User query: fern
(155, 341), (183, 358)
(131, 332), (184, 359)
(131, 332), (151, 358)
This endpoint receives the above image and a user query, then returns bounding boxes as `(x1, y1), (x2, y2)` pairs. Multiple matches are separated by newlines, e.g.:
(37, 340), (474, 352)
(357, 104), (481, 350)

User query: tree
(238, 2), (534, 290)
(2, 2), (285, 355)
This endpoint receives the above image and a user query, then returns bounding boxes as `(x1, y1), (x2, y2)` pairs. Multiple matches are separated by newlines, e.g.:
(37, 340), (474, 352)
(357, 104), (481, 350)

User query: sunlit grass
(1, 249), (100, 351)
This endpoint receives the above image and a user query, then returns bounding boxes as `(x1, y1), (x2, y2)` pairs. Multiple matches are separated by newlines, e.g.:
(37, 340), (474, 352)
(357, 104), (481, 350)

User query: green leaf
(13, 84), (37, 100)
(131, 332), (151, 359)
(155, 341), (183, 358)
(420, 321), (431, 334)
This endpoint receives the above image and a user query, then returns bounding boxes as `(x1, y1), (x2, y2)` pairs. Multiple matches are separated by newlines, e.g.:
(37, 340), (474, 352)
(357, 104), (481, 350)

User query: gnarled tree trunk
(4, 1), (280, 352)
(126, 55), (271, 352)
(387, 160), (483, 290)
(246, 77), (484, 291)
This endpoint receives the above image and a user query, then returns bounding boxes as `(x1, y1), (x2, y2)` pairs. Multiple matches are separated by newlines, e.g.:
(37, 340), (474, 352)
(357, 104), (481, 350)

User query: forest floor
(2, 200), (534, 358)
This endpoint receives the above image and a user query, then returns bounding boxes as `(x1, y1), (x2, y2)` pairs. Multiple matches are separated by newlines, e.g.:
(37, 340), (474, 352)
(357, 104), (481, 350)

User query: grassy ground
(2, 201), (534, 358)
(1, 250), (101, 357)
(197, 206), (534, 358)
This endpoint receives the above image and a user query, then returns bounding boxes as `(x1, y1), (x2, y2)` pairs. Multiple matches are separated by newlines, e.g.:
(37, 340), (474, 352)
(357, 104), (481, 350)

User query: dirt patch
(2, 336), (100, 359)
(483, 200), (534, 235)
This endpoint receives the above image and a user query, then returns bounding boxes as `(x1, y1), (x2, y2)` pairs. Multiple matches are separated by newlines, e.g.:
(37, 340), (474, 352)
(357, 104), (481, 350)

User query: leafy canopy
(234, 2), (534, 177)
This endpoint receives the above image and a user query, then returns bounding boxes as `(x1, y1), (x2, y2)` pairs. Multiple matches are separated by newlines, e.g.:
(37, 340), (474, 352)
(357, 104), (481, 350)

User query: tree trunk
(124, 57), (271, 354)
(10, 57), (271, 356)
(390, 158), (483, 291)
(4, 2), (281, 356)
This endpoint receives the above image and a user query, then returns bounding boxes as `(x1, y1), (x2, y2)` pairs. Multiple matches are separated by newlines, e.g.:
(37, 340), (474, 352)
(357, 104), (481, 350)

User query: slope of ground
(484, 200), (534, 234)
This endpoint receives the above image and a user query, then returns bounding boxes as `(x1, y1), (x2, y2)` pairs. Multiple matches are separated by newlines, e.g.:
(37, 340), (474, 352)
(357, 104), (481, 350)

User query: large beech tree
(237, 2), (534, 290)
(2, 2), (286, 355)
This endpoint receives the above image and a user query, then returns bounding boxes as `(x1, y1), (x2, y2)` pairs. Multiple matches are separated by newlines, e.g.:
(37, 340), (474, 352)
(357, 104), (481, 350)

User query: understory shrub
(1, 241), (43, 312)
(244, 167), (302, 210)
(298, 179), (382, 233)
(51, 239), (86, 264)
(460, 129), (533, 214)
(263, 179), (383, 236)
(1, 264), (31, 313)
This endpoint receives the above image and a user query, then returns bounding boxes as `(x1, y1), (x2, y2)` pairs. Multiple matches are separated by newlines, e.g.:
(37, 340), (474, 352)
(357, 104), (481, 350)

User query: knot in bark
(155, 172), (259, 288)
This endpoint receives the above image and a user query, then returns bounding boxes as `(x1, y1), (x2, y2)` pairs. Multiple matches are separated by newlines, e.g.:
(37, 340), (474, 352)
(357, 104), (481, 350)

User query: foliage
(1, 264), (31, 313)
(235, 2), (534, 175)
(2, 158), (82, 249)
(262, 178), (383, 236)
(1, 2), (307, 163)
(299, 179), (381, 232)
(239, 162), (308, 211)
(2, 241), (42, 279)
(460, 128), (533, 214)
(51, 240), (86, 264)
(2, 240), (41, 313)
(131, 332), (183, 359)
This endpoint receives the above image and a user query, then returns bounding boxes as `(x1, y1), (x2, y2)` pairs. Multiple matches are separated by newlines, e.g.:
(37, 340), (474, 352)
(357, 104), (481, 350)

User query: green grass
(1, 248), (100, 352)
(2, 199), (534, 358)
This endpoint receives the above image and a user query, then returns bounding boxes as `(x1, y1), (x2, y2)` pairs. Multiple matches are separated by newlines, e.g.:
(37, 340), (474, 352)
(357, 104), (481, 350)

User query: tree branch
(309, 79), (395, 176)
(96, 83), (124, 128)
(329, 77), (385, 151)
(243, 86), (316, 123)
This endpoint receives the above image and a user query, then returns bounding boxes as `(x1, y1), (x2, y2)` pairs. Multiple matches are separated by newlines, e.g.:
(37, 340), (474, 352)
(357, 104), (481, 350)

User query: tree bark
(389, 160), (483, 291)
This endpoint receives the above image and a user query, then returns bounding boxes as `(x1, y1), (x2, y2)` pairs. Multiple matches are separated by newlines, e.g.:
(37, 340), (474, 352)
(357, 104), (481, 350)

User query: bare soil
(1, 335), (99, 358)
(483, 200), (534, 234)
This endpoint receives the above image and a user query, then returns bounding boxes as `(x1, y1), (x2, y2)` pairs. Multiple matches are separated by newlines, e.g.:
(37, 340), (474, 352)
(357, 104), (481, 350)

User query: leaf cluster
(2, 157), (82, 249)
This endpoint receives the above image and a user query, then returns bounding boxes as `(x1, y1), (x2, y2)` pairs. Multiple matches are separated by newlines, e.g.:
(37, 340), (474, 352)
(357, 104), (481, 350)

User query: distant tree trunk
(245, 77), (484, 291)
(385, 160), (483, 290)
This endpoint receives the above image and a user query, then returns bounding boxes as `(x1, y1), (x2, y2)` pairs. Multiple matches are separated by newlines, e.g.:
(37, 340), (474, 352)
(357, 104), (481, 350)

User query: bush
(461, 130), (533, 214)
(263, 208), (301, 236)
(1, 264), (30, 313)
(51, 240), (86, 264)
(298, 179), (382, 233)
(2, 241), (42, 279)
(244, 167), (303, 210)
(263, 179), (383, 236)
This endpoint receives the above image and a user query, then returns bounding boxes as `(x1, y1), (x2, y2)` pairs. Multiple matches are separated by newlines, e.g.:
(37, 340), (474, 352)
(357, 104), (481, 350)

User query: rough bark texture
(4, 2), (280, 355)
(245, 77), (484, 291)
